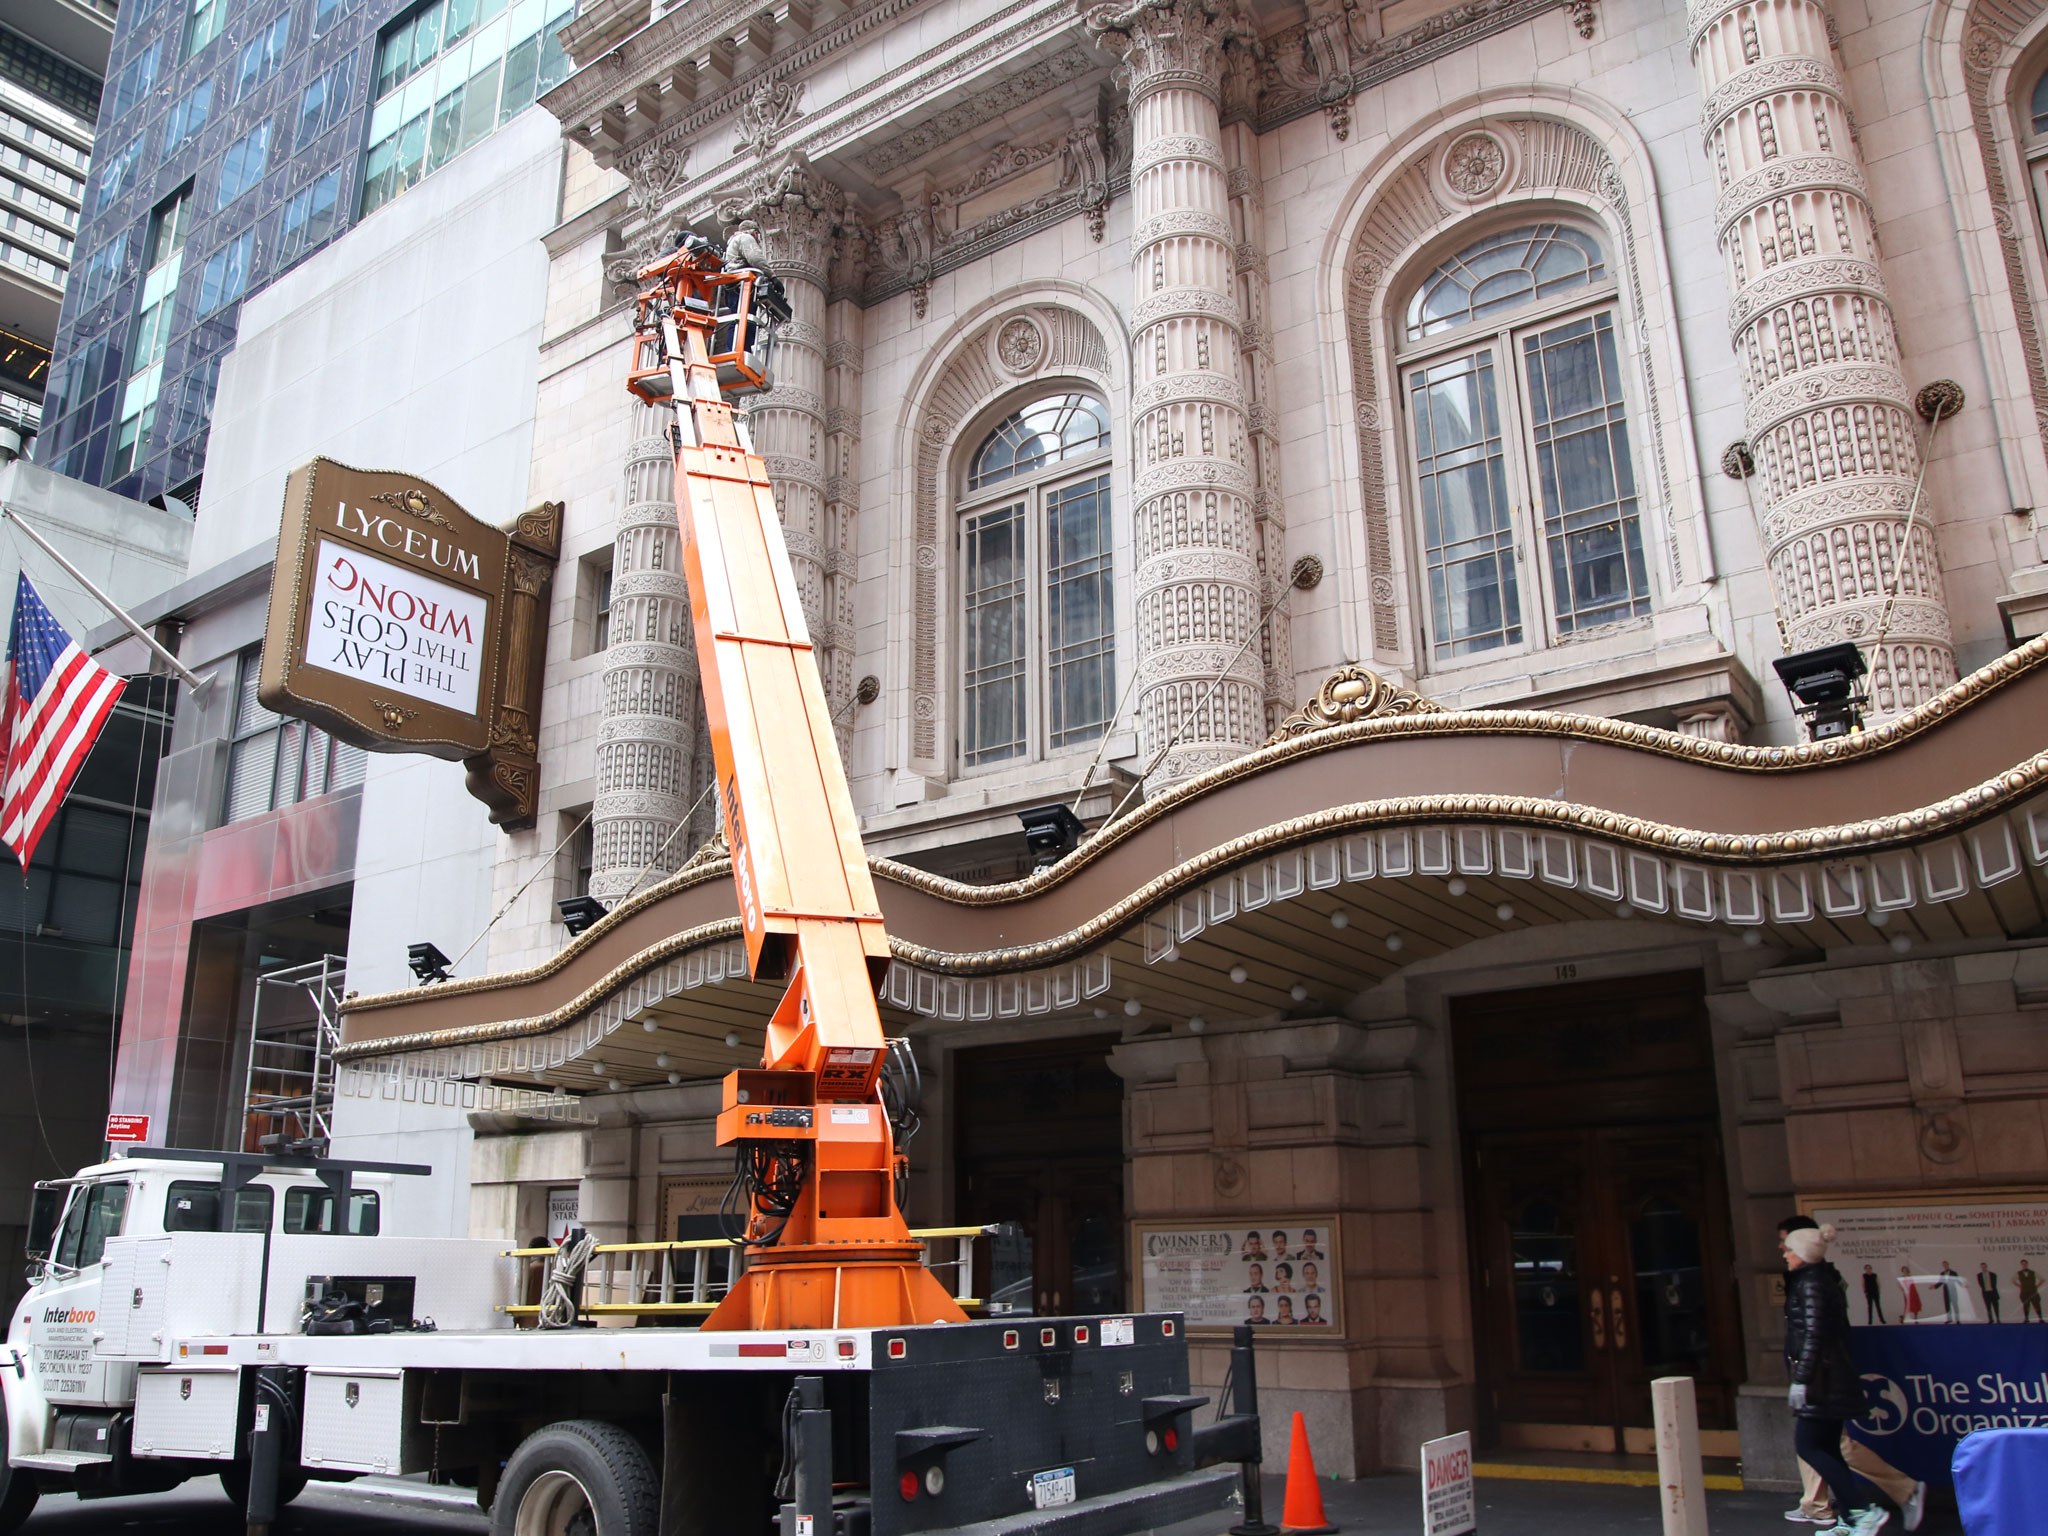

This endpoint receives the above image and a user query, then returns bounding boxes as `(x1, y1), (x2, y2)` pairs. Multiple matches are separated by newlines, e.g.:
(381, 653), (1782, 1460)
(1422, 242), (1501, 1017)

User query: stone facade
(377, 0), (2048, 1484)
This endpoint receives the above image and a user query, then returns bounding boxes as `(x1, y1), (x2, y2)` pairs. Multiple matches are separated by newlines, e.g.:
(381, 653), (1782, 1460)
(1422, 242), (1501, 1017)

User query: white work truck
(2, 1147), (1266, 1536)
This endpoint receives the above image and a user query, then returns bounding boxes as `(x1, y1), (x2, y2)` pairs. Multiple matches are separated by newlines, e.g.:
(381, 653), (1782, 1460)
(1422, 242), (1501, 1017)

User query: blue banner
(1847, 1326), (2048, 1484)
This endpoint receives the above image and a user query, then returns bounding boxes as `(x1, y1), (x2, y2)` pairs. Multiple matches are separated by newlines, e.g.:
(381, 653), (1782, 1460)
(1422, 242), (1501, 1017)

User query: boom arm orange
(627, 241), (964, 1331)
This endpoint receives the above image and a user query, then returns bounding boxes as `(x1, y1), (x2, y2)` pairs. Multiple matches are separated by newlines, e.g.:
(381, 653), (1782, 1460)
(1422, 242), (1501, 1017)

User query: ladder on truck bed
(496, 1225), (990, 1322)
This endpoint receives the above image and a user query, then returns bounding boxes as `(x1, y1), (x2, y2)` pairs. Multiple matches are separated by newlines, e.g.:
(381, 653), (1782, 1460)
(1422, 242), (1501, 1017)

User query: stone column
(591, 403), (701, 904)
(1690, 0), (1956, 715)
(720, 161), (838, 684)
(1087, 0), (1267, 788)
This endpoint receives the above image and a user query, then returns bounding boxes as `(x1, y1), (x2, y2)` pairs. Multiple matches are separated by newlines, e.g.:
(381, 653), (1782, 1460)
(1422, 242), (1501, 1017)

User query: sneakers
(1784, 1510), (1832, 1524)
(1902, 1481), (1927, 1533)
(1849, 1508), (1891, 1536)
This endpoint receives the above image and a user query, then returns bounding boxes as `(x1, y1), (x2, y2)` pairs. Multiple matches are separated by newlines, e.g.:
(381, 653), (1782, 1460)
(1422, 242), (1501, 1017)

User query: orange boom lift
(626, 236), (966, 1332)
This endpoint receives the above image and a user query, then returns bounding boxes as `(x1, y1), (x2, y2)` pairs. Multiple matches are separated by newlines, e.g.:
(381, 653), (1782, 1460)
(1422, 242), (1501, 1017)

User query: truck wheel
(220, 1461), (309, 1515)
(0, 1454), (36, 1535)
(493, 1420), (658, 1536)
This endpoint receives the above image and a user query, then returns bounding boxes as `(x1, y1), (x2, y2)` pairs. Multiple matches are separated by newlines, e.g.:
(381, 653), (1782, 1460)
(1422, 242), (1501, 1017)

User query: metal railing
(498, 1224), (992, 1322)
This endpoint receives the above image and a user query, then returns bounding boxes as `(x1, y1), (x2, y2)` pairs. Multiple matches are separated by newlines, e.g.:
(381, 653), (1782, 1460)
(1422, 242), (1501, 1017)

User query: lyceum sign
(261, 459), (560, 829)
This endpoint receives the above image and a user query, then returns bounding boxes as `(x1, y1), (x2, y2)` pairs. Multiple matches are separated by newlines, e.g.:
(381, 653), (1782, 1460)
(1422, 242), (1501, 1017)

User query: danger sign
(104, 1114), (150, 1143)
(1421, 1430), (1476, 1536)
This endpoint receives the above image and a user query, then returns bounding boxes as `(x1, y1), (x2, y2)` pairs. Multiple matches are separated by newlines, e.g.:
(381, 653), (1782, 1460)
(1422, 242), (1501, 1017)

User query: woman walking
(1787, 1225), (1897, 1534)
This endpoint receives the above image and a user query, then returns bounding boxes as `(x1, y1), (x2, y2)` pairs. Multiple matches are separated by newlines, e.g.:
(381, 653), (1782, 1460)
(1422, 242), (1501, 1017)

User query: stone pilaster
(1222, 124), (1291, 731)
(591, 403), (701, 904)
(1690, 0), (1956, 715)
(1086, 0), (1267, 788)
(719, 161), (842, 709)
(823, 224), (869, 748)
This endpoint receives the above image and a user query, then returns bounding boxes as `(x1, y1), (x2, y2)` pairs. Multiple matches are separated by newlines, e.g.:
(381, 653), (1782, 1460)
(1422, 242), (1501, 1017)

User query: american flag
(0, 574), (125, 870)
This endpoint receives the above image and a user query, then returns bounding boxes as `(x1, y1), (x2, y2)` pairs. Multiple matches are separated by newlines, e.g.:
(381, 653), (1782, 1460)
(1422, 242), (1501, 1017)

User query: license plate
(1029, 1467), (1076, 1509)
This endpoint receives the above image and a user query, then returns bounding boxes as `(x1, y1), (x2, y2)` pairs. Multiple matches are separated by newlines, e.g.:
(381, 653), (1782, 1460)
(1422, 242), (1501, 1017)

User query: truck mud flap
(926, 1464), (1239, 1536)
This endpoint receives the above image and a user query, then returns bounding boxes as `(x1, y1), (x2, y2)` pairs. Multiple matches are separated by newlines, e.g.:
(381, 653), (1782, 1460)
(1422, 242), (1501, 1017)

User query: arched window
(1397, 220), (1650, 664)
(2026, 66), (2048, 251)
(958, 391), (1114, 768)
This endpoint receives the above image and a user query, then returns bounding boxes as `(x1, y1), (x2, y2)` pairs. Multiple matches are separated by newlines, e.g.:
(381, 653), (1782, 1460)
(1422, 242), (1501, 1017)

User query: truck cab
(2, 1147), (433, 1528)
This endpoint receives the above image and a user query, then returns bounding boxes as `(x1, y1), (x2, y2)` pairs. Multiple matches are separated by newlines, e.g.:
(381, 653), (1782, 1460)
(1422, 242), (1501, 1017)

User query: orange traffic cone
(1279, 1410), (1338, 1534)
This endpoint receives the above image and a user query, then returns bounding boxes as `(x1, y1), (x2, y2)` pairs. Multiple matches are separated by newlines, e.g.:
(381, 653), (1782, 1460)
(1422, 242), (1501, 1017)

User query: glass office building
(36, 0), (570, 508)
(0, 4), (113, 450)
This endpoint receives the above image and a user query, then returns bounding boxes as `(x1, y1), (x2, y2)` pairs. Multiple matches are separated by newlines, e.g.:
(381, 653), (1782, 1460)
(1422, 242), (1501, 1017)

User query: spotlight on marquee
(1018, 804), (1086, 872)
(557, 895), (607, 937)
(408, 941), (453, 985)
(1772, 642), (1869, 743)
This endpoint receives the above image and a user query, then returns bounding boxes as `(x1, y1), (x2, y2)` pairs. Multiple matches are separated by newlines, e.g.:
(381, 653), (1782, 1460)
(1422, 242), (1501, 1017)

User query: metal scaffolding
(241, 954), (346, 1153)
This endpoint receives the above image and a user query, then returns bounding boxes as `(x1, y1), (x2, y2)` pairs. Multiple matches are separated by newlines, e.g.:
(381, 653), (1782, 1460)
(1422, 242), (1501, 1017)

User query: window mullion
(1501, 324), (1553, 644)
(1029, 486), (1045, 763)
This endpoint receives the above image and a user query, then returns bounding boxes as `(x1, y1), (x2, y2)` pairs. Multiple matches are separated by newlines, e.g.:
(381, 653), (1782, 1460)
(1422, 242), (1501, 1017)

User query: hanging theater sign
(259, 457), (561, 830)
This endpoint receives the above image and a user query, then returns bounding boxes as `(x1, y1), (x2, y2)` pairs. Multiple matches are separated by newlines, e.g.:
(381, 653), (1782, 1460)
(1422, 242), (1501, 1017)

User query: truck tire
(220, 1460), (309, 1515)
(493, 1420), (658, 1536)
(0, 1455), (35, 1536)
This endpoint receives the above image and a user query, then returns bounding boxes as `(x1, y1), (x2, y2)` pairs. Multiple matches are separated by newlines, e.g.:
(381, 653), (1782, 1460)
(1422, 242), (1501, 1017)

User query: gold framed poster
(1132, 1215), (1343, 1337)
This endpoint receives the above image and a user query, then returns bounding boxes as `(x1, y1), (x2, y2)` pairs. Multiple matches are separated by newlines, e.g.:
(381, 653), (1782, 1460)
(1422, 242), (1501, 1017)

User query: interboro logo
(41, 1307), (94, 1325)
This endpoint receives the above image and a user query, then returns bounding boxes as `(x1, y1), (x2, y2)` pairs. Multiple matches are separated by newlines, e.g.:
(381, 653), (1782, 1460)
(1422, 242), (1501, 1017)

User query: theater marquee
(260, 457), (560, 830)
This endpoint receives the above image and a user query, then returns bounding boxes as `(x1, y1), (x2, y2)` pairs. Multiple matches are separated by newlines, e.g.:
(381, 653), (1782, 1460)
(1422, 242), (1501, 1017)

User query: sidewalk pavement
(1239, 1471), (1964, 1535)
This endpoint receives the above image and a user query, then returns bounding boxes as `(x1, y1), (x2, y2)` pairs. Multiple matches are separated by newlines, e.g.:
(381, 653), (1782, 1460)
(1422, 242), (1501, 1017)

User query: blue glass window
(92, 139), (143, 216)
(217, 124), (271, 209)
(315, 0), (358, 35)
(234, 13), (292, 103)
(361, 0), (572, 216)
(74, 231), (125, 313)
(108, 41), (163, 120)
(296, 56), (355, 151)
(164, 79), (214, 151)
(198, 229), (255, 316)
(184, 0), (227, 60)
(278, 169), (342, 264)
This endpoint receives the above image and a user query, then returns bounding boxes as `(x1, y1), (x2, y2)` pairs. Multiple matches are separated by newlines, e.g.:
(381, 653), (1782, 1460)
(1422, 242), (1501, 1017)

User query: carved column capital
(1081, 0), (1257, 104)
(717, 154), (844, 285)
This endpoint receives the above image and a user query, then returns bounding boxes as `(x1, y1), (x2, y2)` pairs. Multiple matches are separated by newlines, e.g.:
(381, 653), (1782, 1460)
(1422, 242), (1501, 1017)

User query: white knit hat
(1785, 1224), (1834, 1263)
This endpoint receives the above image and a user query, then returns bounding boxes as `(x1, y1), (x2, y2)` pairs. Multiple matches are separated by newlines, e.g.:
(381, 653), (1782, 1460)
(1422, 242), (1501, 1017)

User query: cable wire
(538, 1228), (597, 1329)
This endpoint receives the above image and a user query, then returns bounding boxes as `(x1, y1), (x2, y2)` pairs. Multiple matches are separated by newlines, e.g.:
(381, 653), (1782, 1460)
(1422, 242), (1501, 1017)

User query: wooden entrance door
(1455, 971), (1744, 1452)
(964, 1158), (1125, 1315)
(1470, 1125), (1741, 1448)
(955, 1037), (1125, 1317)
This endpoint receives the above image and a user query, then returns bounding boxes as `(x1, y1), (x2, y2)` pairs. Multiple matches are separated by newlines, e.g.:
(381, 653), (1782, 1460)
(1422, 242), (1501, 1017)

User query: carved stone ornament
(1567, 0), (1597, 38)
(1265, 664), (1445, 743)
(1721, 441), (1756, 480)
(995, 316), (1047, 375)
(734, 77), (803, 160)
(606, 145), (691, 296)
(1441, 131), (1508, 200)
(1083, 0), (1259, 102)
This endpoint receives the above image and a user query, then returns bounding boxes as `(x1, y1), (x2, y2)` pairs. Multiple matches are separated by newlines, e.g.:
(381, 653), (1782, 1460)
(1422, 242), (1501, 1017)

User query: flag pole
(2, 507), (209, 693)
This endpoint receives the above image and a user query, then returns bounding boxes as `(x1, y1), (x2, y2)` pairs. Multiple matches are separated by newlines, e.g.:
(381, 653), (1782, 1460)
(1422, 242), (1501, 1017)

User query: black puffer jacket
(1785, 1261), (1867, 1419)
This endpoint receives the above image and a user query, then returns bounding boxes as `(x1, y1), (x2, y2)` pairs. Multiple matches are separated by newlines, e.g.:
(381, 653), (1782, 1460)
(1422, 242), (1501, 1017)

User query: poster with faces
(1134, 1216), (1343, 1335)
